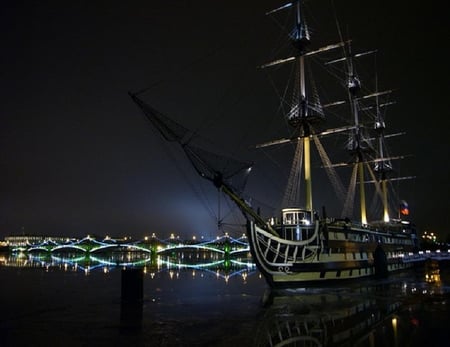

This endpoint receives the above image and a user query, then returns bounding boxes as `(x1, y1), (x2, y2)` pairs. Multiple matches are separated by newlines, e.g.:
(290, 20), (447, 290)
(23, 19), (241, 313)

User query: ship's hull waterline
(247, 220), (416, 287)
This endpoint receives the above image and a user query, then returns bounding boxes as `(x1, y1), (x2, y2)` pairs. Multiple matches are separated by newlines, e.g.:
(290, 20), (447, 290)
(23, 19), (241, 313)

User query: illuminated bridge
(10, 234), (250, 256)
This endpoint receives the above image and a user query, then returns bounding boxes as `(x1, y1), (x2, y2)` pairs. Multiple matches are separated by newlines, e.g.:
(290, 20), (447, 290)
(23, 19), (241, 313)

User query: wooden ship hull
(247, 210), (417, 287)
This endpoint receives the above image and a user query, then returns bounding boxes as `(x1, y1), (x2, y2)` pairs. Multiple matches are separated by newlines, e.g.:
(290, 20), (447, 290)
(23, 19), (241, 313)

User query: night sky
(1, 1), (448, 241)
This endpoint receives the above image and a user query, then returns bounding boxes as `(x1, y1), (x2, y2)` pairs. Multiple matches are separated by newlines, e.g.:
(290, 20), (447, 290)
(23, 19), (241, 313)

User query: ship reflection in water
(259, 287), (406, 346)
(257, 260), (448, 346)
(1, 251), (448, 345)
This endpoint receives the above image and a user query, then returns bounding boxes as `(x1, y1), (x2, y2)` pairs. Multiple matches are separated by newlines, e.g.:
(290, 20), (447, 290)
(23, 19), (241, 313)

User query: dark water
(0, 252), (449, 346)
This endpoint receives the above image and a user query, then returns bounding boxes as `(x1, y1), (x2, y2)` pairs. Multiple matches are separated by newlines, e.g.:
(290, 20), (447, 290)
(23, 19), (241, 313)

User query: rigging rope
(313, 135), (346, 204)
(342, 163), (358, 219)
(282, 139), (304, 208)
(367, 162), (384, 220)
(153, 133), (217, 223)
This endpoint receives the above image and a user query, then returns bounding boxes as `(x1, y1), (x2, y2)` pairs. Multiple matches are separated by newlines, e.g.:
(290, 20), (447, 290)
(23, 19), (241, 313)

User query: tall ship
(130, 1), (420, 287)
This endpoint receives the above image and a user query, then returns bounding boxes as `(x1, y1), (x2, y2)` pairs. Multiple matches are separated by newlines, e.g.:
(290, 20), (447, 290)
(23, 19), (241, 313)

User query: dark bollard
(120, 267), (143, 332)
(121, 267), (143, 302)
(374, 245), (388, 279)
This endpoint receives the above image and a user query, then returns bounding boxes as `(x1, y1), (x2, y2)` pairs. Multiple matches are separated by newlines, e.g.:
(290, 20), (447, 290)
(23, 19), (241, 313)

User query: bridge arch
(51, 245), (87, 253)
(28, 246), (51, 252)
(89, 244), (152, 253)
(157, 244), (225, 255)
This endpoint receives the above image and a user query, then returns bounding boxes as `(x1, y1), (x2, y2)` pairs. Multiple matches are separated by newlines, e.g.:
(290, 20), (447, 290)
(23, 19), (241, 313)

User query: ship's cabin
(282, 208), (314, 226)
(269, 208), (315, 241)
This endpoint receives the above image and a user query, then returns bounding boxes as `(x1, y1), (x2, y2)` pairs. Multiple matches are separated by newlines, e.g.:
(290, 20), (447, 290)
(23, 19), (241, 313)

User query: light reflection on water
(0, 251), (257, 283)
(257, 262), (450, 346)
(1, 251), (449, 346)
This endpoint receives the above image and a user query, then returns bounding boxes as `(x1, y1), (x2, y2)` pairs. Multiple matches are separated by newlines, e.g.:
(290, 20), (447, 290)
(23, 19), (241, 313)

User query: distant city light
(422, 231), (437, 242)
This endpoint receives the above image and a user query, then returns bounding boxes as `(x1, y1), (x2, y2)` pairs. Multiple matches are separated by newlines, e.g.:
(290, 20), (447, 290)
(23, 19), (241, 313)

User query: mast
(346, 43), (368, 225)
(291, 0), (313, 212)
(373, 73), (392, 223)
(261, 1), (347, 213)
